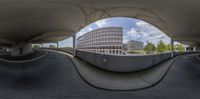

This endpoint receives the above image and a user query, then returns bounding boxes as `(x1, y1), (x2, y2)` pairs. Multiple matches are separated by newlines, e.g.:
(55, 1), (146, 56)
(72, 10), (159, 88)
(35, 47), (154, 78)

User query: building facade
(127, 40), (144, 51)
(123, 44), (127, 51)
(77, 27), (123, 55)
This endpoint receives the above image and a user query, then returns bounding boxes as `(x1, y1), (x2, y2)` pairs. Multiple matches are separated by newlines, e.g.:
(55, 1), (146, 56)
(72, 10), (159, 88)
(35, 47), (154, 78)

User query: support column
(193, 46), (196, 52)
(56, 42), (59, 51)
(171, 39), (174, 58)
(73, 34), (76, 56)
(41, 43), (43, 48)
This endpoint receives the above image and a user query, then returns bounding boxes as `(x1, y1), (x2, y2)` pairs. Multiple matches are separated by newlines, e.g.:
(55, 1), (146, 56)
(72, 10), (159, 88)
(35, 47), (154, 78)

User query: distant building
(0, 47), (10, 53)
(77, 27), (123, 55)
(123, 44), (127, 51)
(127, 40), (144, 51)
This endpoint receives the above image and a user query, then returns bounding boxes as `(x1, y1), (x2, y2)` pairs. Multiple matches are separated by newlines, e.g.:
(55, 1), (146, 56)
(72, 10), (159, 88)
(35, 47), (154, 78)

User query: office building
(77, 27), (123, 55)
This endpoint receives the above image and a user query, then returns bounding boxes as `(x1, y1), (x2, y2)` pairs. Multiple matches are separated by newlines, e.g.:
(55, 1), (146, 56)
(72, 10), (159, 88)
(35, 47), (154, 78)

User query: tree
(157, 40), (167, 53)
(32, 44), (40, 48)
(166, 44), (171, 52)
(175, 44), (185, 52)
(144, 41), (156, 54)
(49, 44), (56, 48)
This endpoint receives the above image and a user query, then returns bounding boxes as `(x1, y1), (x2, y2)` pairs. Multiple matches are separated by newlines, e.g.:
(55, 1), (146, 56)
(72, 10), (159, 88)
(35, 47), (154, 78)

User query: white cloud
(95, 19), (109, 28)
(134, 20), (170, 44)
(123, 35), (129, 43)
(136, 21), (155, 30)
(127, 28), (139, 38)
(76, 26), (94, 37)
(59, 37), (73, 47)
(88, 27), (92, 31)
(136, 21), (148, 27)
(76, 31), (85, 38)
(126, 28), (149, 40)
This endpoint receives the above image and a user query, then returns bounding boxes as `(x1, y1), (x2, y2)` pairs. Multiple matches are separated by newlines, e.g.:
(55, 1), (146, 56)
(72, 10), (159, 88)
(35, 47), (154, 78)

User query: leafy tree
(49, 45), (56, 48)
(157, 40), (167, 53)
(175, 44), (185, 52)
(144, 41), (156, 54)
(33, 44), (40, 48)
(166, 44), (171, 51)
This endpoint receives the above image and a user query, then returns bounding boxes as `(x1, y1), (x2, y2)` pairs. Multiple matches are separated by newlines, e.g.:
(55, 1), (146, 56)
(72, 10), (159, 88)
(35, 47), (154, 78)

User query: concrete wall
(23, 43), (33, 55)
(11, 43), (33, 56)
(76, 50), (172, 72)
(11, 46), (20, 56)
(58, 48), (73, 55)
(41, 48), (74, 55)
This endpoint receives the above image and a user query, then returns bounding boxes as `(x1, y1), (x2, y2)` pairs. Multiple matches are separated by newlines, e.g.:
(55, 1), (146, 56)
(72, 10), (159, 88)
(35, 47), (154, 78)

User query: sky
(58, 17), (171, 47)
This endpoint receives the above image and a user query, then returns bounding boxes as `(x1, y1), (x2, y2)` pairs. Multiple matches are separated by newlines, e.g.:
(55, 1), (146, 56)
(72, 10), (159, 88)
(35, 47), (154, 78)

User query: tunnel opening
(63, 17), (195, 73)
(75, 17), (175, 55)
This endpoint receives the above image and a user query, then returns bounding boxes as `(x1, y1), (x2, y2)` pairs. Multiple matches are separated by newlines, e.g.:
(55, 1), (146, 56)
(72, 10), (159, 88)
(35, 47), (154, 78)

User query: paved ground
(67, 50), (177, 90)
(0, 50), (45, 61)
(0, 51), (199, 99)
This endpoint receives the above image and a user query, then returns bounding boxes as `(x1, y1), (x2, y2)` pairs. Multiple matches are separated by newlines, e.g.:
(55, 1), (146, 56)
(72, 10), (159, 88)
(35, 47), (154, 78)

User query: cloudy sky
(58, 17), (170, 47)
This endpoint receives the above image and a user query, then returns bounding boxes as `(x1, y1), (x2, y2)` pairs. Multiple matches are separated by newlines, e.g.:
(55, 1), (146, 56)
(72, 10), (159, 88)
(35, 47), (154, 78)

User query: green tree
(157, 40), (167, 53)
(144, 41), (156, 54)
(166, 44), (171, 51)
(49, 44), (56, 48)
(175, 44), (185, 52)
(166, 44), (177, 52)
(32, 44), (40, 48)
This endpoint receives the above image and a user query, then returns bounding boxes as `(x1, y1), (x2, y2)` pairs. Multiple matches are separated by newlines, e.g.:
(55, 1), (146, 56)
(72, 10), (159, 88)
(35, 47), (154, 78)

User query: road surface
(0, 51), (199, 99)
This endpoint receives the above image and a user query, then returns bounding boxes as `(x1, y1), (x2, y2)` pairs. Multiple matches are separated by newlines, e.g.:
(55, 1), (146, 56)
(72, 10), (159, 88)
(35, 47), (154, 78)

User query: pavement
(0, 50), (45, 61)
(0, 50), (199, 99)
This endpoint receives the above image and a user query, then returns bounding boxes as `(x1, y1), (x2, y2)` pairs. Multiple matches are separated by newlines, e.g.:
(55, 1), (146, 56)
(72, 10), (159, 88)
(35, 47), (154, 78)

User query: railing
(41, 48), (199, 72)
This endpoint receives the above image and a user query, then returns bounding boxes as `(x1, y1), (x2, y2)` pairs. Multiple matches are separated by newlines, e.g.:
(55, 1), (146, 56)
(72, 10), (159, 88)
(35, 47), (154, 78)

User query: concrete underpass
(0, 50), (199, 99)
(0, 0), (200, 98)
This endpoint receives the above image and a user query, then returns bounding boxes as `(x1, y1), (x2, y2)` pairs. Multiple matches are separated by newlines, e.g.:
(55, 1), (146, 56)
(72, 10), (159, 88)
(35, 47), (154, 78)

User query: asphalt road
(0, 50), (45, 61)
(0, 51), (199, 99)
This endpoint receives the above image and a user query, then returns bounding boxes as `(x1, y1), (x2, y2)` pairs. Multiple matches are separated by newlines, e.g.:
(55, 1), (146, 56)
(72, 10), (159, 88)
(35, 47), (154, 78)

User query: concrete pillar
(171, 39), (174, 58)
(41, 43), (43, 48)
(56, 42), (59, 51)
(11, 42), (33, 56)
(193, 47), (196, 51)
(73, 34), (76, 56)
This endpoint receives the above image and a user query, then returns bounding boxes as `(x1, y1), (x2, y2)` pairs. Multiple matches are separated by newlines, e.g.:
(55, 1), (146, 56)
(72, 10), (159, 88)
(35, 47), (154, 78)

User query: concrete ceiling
(0, 0), (200, 46)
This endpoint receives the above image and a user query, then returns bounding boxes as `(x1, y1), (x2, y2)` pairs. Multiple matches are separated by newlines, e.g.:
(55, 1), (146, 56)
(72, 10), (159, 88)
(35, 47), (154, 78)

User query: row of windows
(84, 31), (121, 36)
(77, 46), (123, 49)
(77, 34), (122, 41)
(77, 39), (122, 44)
(84, 29), (122, 35)
(77, 43), (122, 47)
(96, 50), (122, 54)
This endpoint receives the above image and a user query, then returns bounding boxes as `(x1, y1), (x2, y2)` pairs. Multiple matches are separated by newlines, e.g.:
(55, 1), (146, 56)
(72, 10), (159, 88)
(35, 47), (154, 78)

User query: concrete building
(77, 27), (123, 55)
(123, 44), (128, 51)
(127, 40), (144, 51)
(186, 46), (200, 51)
(0, 47), (10, 53)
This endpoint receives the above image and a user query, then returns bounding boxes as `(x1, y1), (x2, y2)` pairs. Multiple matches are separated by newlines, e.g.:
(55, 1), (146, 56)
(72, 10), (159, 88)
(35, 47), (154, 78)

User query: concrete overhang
(0, 0), (199, 46)
(28, 31), (75, 43)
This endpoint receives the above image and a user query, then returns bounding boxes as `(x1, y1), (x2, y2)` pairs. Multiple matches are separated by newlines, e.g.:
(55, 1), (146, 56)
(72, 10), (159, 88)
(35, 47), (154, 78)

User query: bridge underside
(0, 0), (199, 48)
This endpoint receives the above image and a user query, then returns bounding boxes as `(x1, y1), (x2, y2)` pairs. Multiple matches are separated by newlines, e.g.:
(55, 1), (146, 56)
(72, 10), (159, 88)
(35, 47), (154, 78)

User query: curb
(52, 50), (197, 91)
(54, 50), (179, 91)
